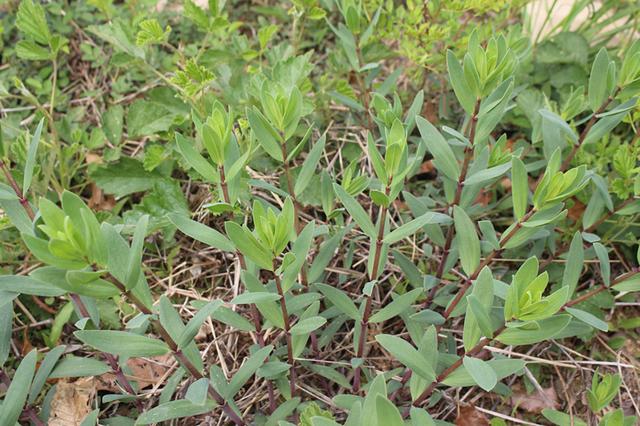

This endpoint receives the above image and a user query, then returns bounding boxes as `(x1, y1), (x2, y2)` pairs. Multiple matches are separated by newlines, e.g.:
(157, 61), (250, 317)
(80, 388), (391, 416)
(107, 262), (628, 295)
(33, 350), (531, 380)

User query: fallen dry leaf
(568, 200), (586, 222)
(500, 177), (512, 191)
(511, 386), (559, 413)
(455, 404), (490, 426)
(420, 160), (435, 174)
(49, 377), (96, 426)
(97, 354), (172, 391)
(475, 188), (491, 207)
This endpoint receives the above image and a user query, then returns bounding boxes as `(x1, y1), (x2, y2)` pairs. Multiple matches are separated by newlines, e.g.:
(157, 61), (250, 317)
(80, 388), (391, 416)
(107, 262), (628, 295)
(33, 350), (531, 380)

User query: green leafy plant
(0, 1), (639, 425)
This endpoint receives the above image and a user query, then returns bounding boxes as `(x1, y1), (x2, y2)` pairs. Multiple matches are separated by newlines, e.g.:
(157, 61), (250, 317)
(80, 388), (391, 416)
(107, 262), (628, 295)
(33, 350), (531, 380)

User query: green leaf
(224, 222), (273, 271)
(226, 345), (273, 398)
(242, 272), (284, 329)
(16, 0), (51, 44)
(467, 295), (494, 339)
(16, 39), (51, 60)
(464, 162), (511, 186)
(583, 98), (637, 145)
(103, 105), (124, 145)
(463, 267), (494, 350)
(462, 356), (498, 391)
(295, 134), (326, 197)
(565, 307), (608, 331)
(443, 358), (525, 387)
(375, 395), (404, 426)
(0, 301), (14, 367)
(231, 292), (280, 304)
(496, 315), (572, 345)
(0, 183), (18, 201)
(177, 299), (223, 348)
(542, 409), (587, 426)
(175, 133), (219, 183)
(158, 296), (203, 372)
(282, 221), (316, 291)
(28, 345), (65, 404)
(453, 206), (480, 275)
(90, 157), (164, 197)
(562, 232), (584, 296)
(369, 288), (422, 323)
(169, 214), (235, 252)
(410, 408), (436, 426)
(333, 184), (376, 238)
(593, 242), (610, 286)
(290, 316), (327, 335)
(88, 21), (145, 59)
(127, 99), (177, 137)
(247, 107), (282, 162)
(589, 48), (611, 111)
(511, 157), (528, 220)
(124, 214), (148, 290)
(0, 275), (66, 297)
(447, 50), (476, 113)
(375, 334), (435, 382)
(314, 283), (360, 321)
(416, 116), (460, 181)
(0, 349), (37, 425)
(184, 378), (208, 406)
(49, 356), (111, 378)
(135, 400), (217, 425)
(383, 212), (451, 245)
(23, 118), (44, 194)
(75, 330), (170, 357)
(612, 275), (640, 292)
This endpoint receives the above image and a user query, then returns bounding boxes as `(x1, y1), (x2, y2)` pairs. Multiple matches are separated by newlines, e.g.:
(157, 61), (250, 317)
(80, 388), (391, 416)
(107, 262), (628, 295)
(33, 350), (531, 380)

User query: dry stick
(424, 98), (482, 308)
(108, 278), (245, 426)
(352, 183), (391, 392)
(272, 263), (297, 397)
(218, 164), (276, 412)
(0, 161), (141, 402)
(411, 268), (640, 408)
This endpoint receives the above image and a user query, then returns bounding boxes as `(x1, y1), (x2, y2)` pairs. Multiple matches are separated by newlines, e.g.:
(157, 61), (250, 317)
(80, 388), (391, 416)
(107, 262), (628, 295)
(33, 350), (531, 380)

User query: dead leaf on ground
(455, 404), (490, 426)
(420, 160), (435, 174)
(511, 386), (559, 413)
(97, 354), (172, 391)
(49, 377), (96, 426)
(568, 200), (586, 222)
(475, 188), (491, 206)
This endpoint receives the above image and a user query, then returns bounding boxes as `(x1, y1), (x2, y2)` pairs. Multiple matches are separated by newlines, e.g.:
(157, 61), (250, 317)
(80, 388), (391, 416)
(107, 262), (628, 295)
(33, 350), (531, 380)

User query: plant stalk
(424, 98), (481, 307)
(353, 184), (390, 392)
(273, 264), (297, 397)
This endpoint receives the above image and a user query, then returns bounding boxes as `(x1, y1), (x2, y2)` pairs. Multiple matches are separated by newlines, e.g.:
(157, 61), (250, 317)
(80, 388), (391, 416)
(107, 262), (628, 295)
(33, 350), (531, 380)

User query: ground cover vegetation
(0, 0), (639, 424)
